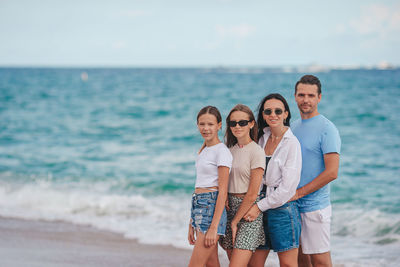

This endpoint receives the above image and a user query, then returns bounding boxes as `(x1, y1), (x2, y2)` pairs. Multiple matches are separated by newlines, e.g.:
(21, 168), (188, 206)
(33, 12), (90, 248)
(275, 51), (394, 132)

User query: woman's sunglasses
(228, 120), (252, 127)
(263, 108), (283, 115)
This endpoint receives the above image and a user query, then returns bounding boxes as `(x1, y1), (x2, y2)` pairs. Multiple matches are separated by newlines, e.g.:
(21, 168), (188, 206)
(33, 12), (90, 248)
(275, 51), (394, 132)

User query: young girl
(219, 104), (266, 267)
(245, 94), (302, 267)
(188, 106), (233, 267)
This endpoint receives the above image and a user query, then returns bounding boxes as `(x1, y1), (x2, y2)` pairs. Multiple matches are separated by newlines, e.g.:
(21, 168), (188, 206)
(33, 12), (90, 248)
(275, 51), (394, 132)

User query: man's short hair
(295, 75), (321, 95)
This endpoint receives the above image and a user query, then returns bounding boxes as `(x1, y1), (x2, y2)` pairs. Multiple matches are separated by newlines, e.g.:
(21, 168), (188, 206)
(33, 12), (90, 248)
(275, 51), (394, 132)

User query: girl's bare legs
(206, 245), (220, 267)
(229, 248), (253, 267)
(247, 248), (298, 267)
(248, 249), (270, 267)
(188, 232), (220, 267)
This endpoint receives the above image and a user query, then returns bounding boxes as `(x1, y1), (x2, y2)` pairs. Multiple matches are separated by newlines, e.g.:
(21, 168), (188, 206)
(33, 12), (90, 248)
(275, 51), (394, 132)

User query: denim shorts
(258, 197), (301, 252)
(190, 191), (227, 235)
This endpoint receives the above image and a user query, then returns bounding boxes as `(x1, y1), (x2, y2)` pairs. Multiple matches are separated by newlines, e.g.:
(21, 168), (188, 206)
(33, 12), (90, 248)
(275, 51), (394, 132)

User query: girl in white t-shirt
(188, 106), (233, 267)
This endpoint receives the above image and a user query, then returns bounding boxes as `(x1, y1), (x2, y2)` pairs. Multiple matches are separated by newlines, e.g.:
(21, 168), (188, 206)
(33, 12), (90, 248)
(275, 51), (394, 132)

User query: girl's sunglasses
(263, 108), (283, 115)
(228, 120), (251, 127)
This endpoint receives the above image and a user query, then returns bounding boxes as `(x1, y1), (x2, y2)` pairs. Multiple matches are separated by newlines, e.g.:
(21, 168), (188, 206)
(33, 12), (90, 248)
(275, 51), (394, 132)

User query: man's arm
(291, 153), (339, 201)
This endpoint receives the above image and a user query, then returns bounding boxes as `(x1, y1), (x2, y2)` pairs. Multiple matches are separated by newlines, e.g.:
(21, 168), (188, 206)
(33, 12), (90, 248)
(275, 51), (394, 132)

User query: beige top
(228, 141), (266, 193)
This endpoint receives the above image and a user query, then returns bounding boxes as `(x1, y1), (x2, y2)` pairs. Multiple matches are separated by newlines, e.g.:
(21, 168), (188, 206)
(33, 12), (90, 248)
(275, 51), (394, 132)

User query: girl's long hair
(197, 106), (222, 152)
(225, 104), (258, 148)
(197, 105), (222, 124)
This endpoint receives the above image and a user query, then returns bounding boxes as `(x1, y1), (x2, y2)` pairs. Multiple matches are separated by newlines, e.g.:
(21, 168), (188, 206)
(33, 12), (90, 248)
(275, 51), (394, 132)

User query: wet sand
(0, 217), (353, 266)
(0, 216), (230, 267)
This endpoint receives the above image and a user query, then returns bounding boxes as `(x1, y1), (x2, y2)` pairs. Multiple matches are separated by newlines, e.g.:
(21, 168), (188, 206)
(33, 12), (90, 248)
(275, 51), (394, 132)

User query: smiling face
(197, 113), (221, 144)
(295, 83), (321, 118)
(263, 99), (288, 129)
(229, 111), (254, 141)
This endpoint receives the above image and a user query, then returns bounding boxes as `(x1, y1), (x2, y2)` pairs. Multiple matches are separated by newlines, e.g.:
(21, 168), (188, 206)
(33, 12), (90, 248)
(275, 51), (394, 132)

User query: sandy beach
(2, 216), (364, 267)
(0, 216), (230, 267)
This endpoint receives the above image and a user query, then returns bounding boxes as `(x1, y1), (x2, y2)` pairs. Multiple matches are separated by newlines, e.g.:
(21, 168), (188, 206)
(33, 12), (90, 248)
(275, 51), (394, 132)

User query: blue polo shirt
(291, 114), (341, 213)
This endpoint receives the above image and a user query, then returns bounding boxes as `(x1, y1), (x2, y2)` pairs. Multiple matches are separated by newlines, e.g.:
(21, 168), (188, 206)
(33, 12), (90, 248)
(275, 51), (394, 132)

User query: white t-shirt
(195, 143), (233, 188)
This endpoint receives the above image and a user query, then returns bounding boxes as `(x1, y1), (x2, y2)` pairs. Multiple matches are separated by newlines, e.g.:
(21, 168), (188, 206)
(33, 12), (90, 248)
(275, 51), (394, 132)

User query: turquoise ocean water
(1, 68), (399, 265)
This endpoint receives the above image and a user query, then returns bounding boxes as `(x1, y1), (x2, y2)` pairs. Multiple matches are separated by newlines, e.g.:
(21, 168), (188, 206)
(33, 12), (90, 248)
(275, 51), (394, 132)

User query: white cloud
(390, 8), (400, 29)
(196, 23), (256, 51)
(349, 3), (400, 36)
(201, 40), (222, 51)
(215, 24), (256, 39)
(112, 41), (127, 49)
(115, 10), (149, 18)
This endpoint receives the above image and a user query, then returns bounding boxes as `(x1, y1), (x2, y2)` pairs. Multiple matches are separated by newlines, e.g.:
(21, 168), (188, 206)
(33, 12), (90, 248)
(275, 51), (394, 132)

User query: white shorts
(300, 205), (331, 254)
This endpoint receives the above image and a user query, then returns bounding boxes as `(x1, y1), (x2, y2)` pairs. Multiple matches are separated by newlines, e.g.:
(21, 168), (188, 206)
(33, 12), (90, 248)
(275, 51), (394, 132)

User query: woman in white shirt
(245, 94), (302, 267)
(188, 106), (233, 267)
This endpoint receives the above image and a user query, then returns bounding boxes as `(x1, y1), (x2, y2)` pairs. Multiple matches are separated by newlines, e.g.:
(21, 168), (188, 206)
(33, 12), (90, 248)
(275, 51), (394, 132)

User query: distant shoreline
(0, 65), (399, 71)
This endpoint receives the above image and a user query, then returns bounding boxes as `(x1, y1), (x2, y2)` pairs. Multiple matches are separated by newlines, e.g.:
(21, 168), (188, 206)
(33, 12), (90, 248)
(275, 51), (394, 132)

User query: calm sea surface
(1, 67), (399, 265)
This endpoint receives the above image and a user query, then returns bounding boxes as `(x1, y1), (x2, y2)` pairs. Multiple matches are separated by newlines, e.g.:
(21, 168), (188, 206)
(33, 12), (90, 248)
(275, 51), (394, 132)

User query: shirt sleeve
(257, 138), (302, 211)
(216, 145), (233, 169)
(250, 144), (266, 170)
(322, 122), (341, 155)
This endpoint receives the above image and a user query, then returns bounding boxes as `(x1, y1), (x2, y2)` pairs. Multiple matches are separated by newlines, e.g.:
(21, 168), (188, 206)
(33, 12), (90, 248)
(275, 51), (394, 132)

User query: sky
(0, 0), (399, 67)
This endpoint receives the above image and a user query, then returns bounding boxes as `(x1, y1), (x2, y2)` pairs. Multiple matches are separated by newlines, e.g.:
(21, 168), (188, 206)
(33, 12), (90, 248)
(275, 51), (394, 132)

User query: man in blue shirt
(291, 75), (341, 267)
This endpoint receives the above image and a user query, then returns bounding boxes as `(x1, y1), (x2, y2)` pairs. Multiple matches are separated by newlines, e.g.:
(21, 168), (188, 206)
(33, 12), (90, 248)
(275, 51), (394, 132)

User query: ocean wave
(1, 178), (399, 247)
(0, 177), (399, 265)
(333, 206), (400, 245)
(0, 178), (191, 249)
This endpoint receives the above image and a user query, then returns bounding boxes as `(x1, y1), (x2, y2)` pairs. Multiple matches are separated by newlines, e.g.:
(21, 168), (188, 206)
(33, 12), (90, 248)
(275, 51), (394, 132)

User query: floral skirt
(219, 194), (265, 252)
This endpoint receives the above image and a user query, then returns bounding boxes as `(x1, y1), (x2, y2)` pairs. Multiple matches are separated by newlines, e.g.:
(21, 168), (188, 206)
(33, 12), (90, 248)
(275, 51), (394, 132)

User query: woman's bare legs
(278, 248), (299, 267)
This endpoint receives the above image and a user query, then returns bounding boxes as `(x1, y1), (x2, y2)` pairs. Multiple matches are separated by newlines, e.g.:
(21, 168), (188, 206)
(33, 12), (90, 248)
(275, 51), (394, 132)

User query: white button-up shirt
(256, 127), (302, 212)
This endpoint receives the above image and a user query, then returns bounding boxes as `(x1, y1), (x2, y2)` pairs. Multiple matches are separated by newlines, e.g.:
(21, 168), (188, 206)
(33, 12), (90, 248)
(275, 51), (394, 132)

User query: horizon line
(0, 63), (399, 70)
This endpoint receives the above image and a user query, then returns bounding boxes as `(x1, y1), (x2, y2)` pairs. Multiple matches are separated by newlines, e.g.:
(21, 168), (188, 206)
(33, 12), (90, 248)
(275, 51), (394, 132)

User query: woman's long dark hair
(256, 93), (291, 140)
(225, 104), (258, 148)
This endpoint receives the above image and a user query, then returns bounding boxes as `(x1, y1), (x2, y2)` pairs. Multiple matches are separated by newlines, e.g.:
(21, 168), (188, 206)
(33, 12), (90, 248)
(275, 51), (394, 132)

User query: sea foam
(0, 178), (399, 254)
